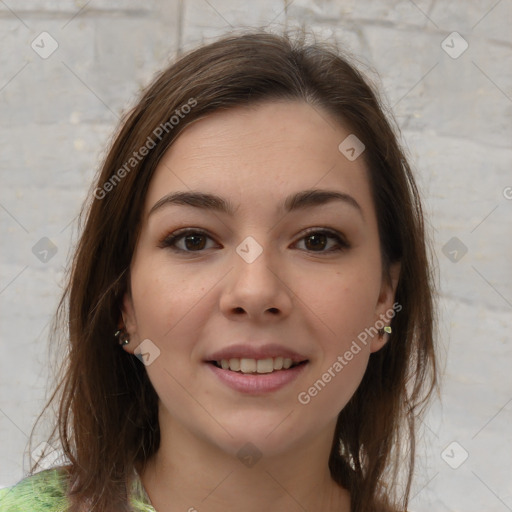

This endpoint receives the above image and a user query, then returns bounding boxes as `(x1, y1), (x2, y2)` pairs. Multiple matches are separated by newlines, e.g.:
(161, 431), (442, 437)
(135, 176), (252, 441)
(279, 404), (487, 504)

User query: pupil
(185, 235), (206, 250)
(306, 234), (327, 251)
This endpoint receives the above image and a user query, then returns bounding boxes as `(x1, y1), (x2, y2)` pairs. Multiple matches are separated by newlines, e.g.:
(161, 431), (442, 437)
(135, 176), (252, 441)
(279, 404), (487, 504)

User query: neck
(140, 410), (350, 512)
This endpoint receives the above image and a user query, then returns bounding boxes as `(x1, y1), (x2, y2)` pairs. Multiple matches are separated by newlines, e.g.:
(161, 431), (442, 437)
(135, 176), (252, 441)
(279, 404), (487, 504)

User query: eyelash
(158, 227), (350, 254)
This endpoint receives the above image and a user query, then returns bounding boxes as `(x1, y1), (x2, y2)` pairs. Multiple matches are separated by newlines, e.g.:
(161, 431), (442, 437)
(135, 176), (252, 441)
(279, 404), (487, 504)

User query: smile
(211, 357), (308, 374)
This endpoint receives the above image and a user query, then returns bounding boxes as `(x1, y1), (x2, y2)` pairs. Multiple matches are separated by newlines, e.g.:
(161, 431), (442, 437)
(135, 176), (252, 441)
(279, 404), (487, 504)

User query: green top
(1, 469), (403, 511)
(0, 466), (156, 512)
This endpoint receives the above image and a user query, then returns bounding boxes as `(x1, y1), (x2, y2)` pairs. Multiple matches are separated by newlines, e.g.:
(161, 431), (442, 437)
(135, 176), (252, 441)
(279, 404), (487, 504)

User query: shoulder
(0, 466), (69, 512)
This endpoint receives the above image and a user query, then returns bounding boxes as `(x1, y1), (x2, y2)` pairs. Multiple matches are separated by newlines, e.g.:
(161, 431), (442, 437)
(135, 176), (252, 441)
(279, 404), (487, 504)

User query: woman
(0, 31), (437, 512)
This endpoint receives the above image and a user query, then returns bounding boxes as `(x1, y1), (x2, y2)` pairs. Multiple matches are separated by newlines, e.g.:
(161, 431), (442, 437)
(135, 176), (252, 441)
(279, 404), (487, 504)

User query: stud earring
(114, 327), (130, 346)
(378, 325), (392, 337)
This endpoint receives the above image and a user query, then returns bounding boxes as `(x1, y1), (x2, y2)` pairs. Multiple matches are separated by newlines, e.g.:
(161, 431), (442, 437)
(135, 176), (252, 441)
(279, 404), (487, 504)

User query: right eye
(158, 228), (220, 253)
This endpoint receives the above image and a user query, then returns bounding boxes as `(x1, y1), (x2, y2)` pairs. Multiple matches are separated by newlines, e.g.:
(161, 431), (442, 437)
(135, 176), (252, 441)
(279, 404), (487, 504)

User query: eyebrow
(148, 188), (363, 219)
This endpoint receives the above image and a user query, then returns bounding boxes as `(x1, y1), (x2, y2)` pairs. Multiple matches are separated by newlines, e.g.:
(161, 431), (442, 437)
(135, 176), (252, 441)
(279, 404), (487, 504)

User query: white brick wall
(1, 1), (511, 510)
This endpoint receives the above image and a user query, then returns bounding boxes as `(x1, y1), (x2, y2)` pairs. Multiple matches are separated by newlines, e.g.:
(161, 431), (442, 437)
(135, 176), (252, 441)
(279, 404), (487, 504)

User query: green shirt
(0, 466), (156, 512)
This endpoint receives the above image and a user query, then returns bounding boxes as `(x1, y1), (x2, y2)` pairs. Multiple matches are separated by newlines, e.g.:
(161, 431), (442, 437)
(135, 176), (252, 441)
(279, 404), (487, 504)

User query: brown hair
(30, 30), (437, 512)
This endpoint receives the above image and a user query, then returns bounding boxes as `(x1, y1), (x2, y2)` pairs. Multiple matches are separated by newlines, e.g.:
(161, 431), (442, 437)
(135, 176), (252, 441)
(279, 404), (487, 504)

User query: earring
(378, 325), (392, 337)
(114, 327), (130, 346)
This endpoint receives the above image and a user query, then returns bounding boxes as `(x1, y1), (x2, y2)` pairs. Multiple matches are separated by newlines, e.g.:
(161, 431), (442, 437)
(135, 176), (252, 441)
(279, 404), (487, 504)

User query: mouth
(208, 357), (309, 374)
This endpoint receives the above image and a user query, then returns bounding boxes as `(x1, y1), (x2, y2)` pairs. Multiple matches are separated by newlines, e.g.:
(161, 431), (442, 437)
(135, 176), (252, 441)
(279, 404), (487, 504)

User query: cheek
(130, 256), (217, 340)
(299, 349), (370, 421)
(296, 269), (375, 415)
(292, 257), (380, 413)
(129, 260), (217, 395)
(297, 258), (382, 343)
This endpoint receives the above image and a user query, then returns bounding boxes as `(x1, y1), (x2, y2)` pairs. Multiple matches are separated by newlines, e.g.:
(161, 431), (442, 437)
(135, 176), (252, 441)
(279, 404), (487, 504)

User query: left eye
(294, 229), (349, 253)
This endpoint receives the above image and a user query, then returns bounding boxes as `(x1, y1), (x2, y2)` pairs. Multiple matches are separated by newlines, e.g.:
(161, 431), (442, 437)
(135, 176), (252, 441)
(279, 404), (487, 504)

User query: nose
(219, 241), (293, 323)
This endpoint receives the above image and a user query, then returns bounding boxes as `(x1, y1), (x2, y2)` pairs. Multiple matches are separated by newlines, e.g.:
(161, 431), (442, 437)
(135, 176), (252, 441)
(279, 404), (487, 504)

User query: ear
(370, 262), (401, 354)
(120, 290), (138, 354)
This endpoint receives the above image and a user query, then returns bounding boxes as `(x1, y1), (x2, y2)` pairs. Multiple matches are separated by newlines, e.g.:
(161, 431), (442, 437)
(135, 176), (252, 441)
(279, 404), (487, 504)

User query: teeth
(217, 357), (301, 374)
(229, 358), (240, 371)
(256, 358), (274, 373)
(240, 358), (256, 373)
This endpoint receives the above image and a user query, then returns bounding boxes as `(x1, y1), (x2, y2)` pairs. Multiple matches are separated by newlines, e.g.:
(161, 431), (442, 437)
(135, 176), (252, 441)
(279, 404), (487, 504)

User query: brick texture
(1, 1), (511, 510)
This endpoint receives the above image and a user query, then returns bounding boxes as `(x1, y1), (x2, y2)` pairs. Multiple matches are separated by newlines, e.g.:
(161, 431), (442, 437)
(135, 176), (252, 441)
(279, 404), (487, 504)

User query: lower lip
(206, 362), (308, 394)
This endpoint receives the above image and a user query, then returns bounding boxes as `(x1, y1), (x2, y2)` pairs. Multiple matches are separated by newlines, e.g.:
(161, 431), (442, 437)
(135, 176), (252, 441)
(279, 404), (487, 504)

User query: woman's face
(122, 100), (399, 458)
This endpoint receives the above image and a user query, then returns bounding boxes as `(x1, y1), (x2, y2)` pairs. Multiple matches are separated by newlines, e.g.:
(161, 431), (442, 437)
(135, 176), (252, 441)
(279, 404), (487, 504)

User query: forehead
(144, 100), (373, 217)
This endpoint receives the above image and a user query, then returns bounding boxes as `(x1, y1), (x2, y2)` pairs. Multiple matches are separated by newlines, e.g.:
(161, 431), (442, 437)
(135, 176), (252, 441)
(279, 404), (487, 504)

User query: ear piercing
(114, 327), (130, 346)
(378, 326), (392, 337)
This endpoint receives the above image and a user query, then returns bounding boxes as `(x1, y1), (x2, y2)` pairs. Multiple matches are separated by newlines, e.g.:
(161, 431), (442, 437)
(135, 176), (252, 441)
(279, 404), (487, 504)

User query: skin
(122, 100), (400, 512)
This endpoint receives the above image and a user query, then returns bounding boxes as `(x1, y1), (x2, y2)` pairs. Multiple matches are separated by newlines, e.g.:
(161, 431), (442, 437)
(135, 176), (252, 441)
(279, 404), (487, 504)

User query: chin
(199, 409), (315, 461)
(213, 430), (301, 462)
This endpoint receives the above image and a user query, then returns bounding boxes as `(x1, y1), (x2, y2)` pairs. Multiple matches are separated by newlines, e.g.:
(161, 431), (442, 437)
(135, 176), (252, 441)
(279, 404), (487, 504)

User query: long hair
(30, 30), (437, 512)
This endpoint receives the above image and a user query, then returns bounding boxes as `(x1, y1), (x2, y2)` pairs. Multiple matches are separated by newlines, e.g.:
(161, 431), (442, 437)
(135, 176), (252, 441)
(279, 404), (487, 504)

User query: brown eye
(159, 229), (218, 252)
(295, 229), (349, 253)
(182, 233), (207, 251)
(304, 233), (328, 251)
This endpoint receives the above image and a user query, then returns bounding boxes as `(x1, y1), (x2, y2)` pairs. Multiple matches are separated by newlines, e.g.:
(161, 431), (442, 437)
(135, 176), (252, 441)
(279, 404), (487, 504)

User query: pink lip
(206, 361), (308, 394)
(205, 343), (308, 364)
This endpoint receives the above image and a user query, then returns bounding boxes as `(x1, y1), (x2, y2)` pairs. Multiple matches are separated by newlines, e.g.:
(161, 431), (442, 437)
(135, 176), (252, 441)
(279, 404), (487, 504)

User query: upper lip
(206, 343), (309, 363)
